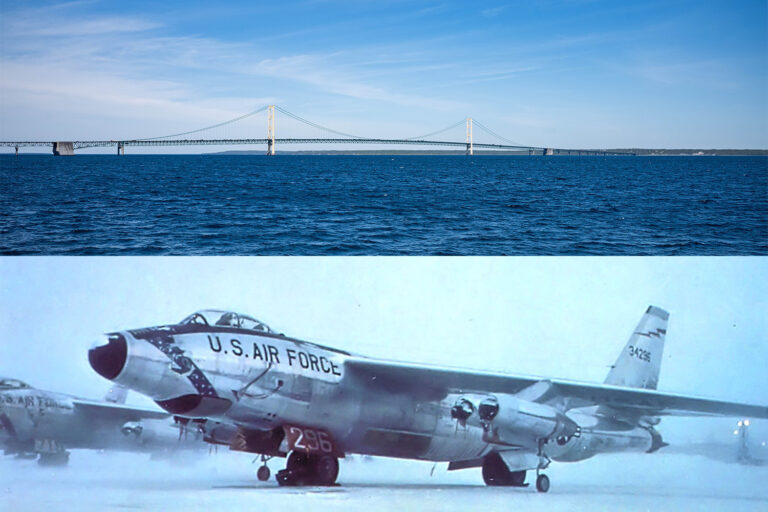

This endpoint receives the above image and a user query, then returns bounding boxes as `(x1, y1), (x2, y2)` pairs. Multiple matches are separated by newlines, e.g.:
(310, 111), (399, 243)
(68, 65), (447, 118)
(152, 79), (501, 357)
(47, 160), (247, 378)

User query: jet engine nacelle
(477, 394), (580, 449)
(545, 425), (659, 462)
(121, 421), (144, 437)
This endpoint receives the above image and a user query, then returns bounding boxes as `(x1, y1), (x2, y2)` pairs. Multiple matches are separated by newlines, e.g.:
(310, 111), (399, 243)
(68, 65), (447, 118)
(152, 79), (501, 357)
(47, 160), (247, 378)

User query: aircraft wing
(73, 399), (169, 421)
(344, 357), (768, 419)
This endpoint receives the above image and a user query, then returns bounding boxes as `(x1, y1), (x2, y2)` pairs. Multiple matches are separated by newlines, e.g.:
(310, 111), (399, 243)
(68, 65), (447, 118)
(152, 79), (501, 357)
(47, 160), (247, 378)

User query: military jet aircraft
(88, 306), (768, 491)
(0, 377), (209, 465)
(733, 419), (768, 465)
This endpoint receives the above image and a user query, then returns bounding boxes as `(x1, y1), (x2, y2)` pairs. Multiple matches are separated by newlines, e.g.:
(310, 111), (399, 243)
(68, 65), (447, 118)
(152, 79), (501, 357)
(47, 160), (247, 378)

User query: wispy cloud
(624, 56), (739, 89)
(248, 54), (462, 110)
(480, 6), (505, 18)
(1, 5), (467, 126)
(10, 17), (161, 37)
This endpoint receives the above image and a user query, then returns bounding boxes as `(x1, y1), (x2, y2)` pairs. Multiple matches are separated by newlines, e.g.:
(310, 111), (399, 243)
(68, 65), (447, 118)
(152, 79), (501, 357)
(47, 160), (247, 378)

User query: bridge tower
(267, 105), (276, 156)
(466, 117), (473, 156)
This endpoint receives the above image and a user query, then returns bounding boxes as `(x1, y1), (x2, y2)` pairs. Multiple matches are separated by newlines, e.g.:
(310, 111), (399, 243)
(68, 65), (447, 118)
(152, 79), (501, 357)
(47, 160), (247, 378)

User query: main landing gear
(276, 451), (339, 486)
(35, 440), (70, 467)
(481, 452), (550, 493)
(482, 453), (527, 487)
(37, 450), (70, 467)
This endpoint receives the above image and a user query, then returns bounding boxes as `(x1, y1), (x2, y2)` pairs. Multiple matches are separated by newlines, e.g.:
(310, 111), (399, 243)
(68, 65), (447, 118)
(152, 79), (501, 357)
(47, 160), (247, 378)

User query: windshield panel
(0, 378), (31, 390)
(180, 310), (273, 333)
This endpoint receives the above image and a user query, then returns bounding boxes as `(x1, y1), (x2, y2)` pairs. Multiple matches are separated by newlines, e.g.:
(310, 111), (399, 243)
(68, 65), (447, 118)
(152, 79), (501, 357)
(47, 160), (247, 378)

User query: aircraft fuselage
(0, 383), (201, 462)
(94, 320), (655, 466)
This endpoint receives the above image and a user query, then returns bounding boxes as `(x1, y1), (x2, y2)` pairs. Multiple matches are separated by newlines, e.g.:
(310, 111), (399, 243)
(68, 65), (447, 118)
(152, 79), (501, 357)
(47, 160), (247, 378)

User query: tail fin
(103, 384), (128, 404)
(604, 306), (668, 390)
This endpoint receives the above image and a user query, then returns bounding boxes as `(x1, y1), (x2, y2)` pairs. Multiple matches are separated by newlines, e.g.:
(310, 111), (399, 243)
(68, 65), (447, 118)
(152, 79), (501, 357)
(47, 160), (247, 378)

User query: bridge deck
(0, 138), (634, 155)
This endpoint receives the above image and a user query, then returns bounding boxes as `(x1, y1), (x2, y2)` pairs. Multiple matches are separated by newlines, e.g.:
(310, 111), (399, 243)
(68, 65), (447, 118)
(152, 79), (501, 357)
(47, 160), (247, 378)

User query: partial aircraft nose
(89, 334), (128, 380)
(87, 331), (233, 418)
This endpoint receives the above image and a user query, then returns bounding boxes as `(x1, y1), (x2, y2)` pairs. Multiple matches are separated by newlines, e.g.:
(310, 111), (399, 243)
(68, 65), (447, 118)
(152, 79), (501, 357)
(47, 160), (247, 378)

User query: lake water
(1, 155), (765, 255)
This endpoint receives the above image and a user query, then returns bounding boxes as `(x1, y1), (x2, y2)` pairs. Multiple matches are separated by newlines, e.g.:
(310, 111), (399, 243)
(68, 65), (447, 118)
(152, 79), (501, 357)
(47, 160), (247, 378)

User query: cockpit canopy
(0, 378), (31, 390)
(179, 310), (274, 333)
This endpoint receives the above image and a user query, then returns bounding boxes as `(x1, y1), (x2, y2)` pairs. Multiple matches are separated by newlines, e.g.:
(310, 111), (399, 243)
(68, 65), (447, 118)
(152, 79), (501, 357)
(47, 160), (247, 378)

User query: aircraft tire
(536, 474), (550, 493)
(257, 465), (271, 481)
(481, 453), (511, 486)
(279, 452), (339, 486)
(311, 455), (339, 486)
(276, 469), (295, 486)
(287, 451), (311, 470)
(37, 451), (69, 467)
(509, 470), (526, 487)
(284, 451), (312, 485)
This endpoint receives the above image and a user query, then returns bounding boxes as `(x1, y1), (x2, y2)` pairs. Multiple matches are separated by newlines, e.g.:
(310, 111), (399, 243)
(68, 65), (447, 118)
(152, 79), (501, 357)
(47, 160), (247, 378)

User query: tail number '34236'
(284, 425), (340, 456)
(628, 345), (651, 362)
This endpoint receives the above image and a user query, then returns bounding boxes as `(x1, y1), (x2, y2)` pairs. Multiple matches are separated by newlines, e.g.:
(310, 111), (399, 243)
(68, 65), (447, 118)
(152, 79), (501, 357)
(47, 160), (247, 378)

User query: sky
(0, 256), (765, 411)
(1, 0), (766, 151)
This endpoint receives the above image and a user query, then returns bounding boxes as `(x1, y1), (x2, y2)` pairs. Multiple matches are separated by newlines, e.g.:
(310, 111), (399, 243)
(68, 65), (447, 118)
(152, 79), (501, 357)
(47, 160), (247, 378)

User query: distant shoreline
(208, 149), (768, 156)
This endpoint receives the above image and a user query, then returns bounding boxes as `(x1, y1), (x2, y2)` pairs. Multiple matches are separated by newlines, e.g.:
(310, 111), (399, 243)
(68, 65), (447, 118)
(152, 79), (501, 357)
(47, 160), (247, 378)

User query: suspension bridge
(0, 105), (634, 156)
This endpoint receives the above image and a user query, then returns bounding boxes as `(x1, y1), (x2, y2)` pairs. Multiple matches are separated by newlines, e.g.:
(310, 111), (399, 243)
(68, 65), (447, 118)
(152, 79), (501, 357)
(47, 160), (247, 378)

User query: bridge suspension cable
(472, 119), (526, 147)
(274, 106), (365, 139)
(137, 105), (271, 141)
(403, 119), (466, 141)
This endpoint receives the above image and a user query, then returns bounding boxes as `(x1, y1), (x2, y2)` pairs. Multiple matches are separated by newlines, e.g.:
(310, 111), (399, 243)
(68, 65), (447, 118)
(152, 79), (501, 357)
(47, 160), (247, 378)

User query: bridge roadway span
(0, 138), (635, 156)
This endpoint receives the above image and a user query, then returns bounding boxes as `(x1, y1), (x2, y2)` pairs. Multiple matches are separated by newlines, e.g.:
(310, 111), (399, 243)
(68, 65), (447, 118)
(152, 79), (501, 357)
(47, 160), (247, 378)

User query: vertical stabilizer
(604, 306), (668, 390)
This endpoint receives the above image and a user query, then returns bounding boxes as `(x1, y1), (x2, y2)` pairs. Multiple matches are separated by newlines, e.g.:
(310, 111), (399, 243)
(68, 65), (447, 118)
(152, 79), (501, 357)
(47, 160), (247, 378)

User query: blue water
(1, 155), (766, 255)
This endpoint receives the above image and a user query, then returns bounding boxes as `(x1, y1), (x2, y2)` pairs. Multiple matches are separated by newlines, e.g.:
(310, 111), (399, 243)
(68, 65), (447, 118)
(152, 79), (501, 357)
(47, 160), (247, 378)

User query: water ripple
(1, 154), (766, 255)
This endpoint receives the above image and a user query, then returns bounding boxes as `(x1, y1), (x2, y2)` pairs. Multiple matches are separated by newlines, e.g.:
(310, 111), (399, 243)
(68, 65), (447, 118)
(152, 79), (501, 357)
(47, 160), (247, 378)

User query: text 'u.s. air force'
(207, 336), (341, 376)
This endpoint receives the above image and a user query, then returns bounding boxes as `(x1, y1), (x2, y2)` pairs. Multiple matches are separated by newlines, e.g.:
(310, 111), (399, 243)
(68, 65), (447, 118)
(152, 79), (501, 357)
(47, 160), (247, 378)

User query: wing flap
(344, 357), (768, 419)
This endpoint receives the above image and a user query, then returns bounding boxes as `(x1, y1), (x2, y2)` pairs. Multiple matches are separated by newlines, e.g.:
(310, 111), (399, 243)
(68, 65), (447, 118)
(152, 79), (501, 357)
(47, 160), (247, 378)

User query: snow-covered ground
(1, 450), (766, 512)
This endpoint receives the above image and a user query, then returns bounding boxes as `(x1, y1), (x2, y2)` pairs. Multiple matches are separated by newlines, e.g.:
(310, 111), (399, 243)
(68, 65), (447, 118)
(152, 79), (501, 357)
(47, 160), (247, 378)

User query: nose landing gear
(276, 451), (339, 486)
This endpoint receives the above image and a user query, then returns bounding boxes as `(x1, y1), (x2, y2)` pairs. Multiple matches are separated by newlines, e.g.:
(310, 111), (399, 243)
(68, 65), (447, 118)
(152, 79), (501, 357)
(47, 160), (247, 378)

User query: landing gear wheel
(282, 451), (312, 486)
(509, 470), (526, 487)
(536, 474), (550, 493)
(286, 451), (310, 470)
(276, 469), (293, 486)
(312, 454), (339, 486)
(37, 451), (69, 467)
(277, 451), (339, 486)
(257, 465), (271, 481)
(482, 453), (511, 486)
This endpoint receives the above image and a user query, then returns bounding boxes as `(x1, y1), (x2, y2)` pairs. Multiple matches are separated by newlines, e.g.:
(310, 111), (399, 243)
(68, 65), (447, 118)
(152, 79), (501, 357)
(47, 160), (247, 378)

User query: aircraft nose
(89, 334), (128, 380)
